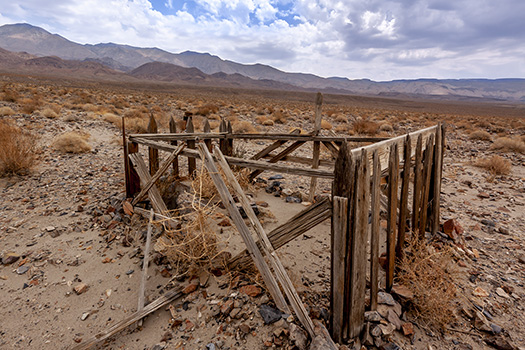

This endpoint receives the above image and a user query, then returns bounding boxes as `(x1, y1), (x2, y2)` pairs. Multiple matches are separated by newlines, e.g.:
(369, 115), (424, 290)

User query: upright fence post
(419, 134), (435, 236)
(203, 118), (212, 152)
(148, 114), (159, 176)
(396, 135), (411, 261)
(169, 116), (179, 177)
(413, 135), (423, 238)
(431, 124), (443, 235)
(186, 116), (196, 177)
(219, 119), (227, 154)
(127, 141), (141, 197)
(369, 149), (381, 311)
(309, 92), (323, 202)
(226, 120), (233, 156)
(386, 143), (399, 292)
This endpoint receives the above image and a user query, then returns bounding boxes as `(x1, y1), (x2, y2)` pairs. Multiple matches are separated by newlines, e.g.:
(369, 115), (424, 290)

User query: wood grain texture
(419, 134), (435, 236)
(369, 149), (381, 311)
(186, 116), (196, 177)
(147, 114), (159, 176)
(168, 117), (179, 176)
(386, 144), (399, 292)
(331, 196), (348, 343)
(129, 153), (169, 214)
(396, 135), (411, 260)
(412, 135), (423, 239)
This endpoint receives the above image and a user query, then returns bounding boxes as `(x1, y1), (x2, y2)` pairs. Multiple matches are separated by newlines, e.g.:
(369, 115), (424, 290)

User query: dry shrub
(232, 120), (256, 133)
(397, 235), (457, 330)
(103, 113), (122, 128)
(469, 130), (492, 141)
(475, 155), (511, 176)
(490, 137), (525, 153)
(334, 114), (348, 123)
(335, 124), (353, 134)
(379, 123), (393, 132)
(193, 162), (252, 200)
(52, 132), (91, 153)
(194, 103), (219, 116)
(255, 115), (271, 125)
(0, 120), (39, 175)
(271, 110), (288, 124)
(19, 97), (41, 114)
(321, 120), (333, 130)
(1, 89), (20, 103)
(0, 106), (15, 116)
(353, 118), (379, 135)
(40, 108), (59, 119)
(126, 118), (148, 133)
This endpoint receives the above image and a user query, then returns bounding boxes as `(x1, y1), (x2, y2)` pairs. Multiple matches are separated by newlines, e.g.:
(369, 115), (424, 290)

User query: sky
(0, 0), (524, 81)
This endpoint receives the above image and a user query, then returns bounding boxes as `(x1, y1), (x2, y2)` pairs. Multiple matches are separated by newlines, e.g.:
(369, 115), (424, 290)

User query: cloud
(0, 0), (523, 80)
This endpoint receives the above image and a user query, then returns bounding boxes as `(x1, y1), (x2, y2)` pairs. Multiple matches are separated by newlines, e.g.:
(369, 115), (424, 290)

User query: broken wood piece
(133, 207), (180, 229)
(129, 153), (169, 214)
(71, 286), (183, 350)
(249, 140), (306, 180)
(251, 129), (301, 160)
(131, 144), (186, 206)
(137, 209), (154, 327)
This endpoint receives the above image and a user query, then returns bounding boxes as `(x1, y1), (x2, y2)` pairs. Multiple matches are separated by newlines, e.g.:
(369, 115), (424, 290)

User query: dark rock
(259, 304), (283, 325)
(365, 311), (383, 322)
(237, 204), (260, 218)
(484, 335), (516, 350)
(380, 342), (401, 350)
(285, 196), (302, 203)
(151, 342), (167, 350)
(2, 252), (20, 265)
(481, 219), (495, 227)
(269, 175), (284, 180)
(378, 292), (395, 306)
(16, 265), (29, 275)
(490, 323), (503, 334)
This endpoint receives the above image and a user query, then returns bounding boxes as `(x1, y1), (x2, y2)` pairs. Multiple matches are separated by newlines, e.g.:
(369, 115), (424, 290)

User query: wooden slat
(203, 118), (212, 151)
(186, 116), (196, 177)
(431, 125), (443, 235)
(228, 198), (331, 269)
(219, 119), (227, 154)
(419, 134), (435, 236)
(226, 121), (233, 156)
(214, 144), (316, 338)
(71, 286), (183, 350)
(196, 143), (289, 313)
(131, 144), (186, 206)
(322, 141), (340, 158)
(249, 140), (307, 180)
(386, 144), (399, 292)
(331, 196), (348, 344)
(348, 149), (369, 339)
(369, 149), (381, 311)
(133, 207), (180, 229)
(129, 153), (169, 214)
(169, 117), (179, 177)
(251, 129), (301, 160)
(148, 114), (159, 176)
(396, 135), (411, 260)
(261, 154), (334, 167)
(308, 92), (323, 202)
(412, 135), (423, 238)
(137, 209), (154, 327)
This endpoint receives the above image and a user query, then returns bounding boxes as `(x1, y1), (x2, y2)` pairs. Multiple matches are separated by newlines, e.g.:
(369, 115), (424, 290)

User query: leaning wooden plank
(129, 153), (169, 214)
(261, 154), (335, 167)
(148, 114), (159, 176)
(133, 207), (180, 229)
(137, 209), (154, 327)
(386, 144), (399, 292)
(249, 140), (306, 180)
(168, 117), (179, 177)
(252, 129), (301, 160)
(419, 134), (435, 236)
(348, 149), (369, 339)
(214, 144), (318, 338)
(70, 286), (183, 350)
(196, 143), (289, 313)
(369, 149), (381, 312)
(396, 135), (411, 260)
(322, 141), (340, 158)
(228, 198), (332, 269)
(131, 144), (186, 206)
(331, 196), (348, 344)
(130, 138), (334, 179)
(431, 124), (443, 235)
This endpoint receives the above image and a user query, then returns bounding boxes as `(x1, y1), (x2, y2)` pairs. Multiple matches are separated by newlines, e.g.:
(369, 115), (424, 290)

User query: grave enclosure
(74, 93), (445, 349)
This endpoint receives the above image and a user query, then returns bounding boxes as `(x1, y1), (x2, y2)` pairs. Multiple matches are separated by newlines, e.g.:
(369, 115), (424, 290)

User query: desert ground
(0, 75), (524, 350)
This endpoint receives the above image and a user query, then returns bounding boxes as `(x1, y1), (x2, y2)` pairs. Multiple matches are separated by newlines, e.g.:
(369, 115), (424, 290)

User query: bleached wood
(137, 209), (154, 327)
(331, 196), (348, 343)
(129, 153), (169, 214)
(369, 149), (381, 311)
(386, 144), (399, 292)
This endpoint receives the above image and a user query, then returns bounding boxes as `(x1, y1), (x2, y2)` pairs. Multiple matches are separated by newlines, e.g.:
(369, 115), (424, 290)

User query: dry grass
(102, 113), (122, 128)
(194, 103), (219, 116)
(321, 120), (333, 130)
(490, 137), (525, 153)
(379, 122), (393, 132)
(0, 106), (15, 116)
(232, 120), (257, 133)
(353, 118), (379, 135)
(397, 235), (457, 330)
(474, 155), (512, 176)
(271, 110), (288, 124)
(0, 120), (39, 176)
(469, 130), (492, 141)
(1, 89), (20, 103)
(52, 132), (92, 153)
(40, 108), (59, 119)
(19, 97), (41, 114)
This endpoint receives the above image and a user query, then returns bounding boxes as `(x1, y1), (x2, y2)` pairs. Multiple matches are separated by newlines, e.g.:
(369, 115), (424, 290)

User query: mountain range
(1, 23), (524, 102)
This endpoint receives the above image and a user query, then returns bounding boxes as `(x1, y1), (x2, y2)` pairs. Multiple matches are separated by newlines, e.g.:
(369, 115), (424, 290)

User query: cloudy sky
(0, 0), (524, 81)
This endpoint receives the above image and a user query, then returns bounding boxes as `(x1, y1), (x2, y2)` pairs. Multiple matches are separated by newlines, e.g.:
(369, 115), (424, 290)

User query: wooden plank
(249, 140), (307, 180)
(369, 149), (381, 311)
(186, 116), (196, 177)
(123, 116), (131, 198)
(396, 135), (411, 260)
(129, 153), (169, 214)
(431, 124), (443, 235)
(70, 286), (183, 350)
(134, 207), (180, 229)
(348, 149), (369, 338)
(419, 133), (435, 236)
(331, 196), (348, 344)
(261, 154), (334, 167)
(322, 141), (339, 158)
(137, 209), (154, 327)
(203, 118), (212, 151)
(386, 144), (399, 292)
(226, 121), (233, 156)
(148, 114), (159, 176)
(169, 117), (179, 177)
(196, 143), (289, 313)
(214, 144), (316, 337)
(228, 198), (331, 269)
(131, 144), (186, 206)
(251, 129), (301, 160)
(308, 93), (323, 202)
(412, 135), (423, 238)
(219, 119), (227, 154)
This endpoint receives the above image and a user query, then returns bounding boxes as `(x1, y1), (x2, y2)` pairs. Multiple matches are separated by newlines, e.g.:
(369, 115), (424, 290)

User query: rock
(443, 219), (464, 241)
(364, 311), (383, 322)
(199, 271), (210, 288)
(485, 335), (516, 350)
(378, 323), (396, 336)
(240, 285), (262, 297)
(16, 265), (29, 275)
(122, 201), (134, 216)
(81, 312), (90, 321)
(495, 288), (510, 299)
(217, 218), (231, 227)
(378, 292), (395, 306)
(182, 282), (198, 294)
(309, 335), (330, 350)
(220, 300), (234, 315)
(473, 287), (490, 298)
(2, 252), (20, 265)
(478, 192), (490, 199)
(391, 284), (414, 300)
(289, 323), (307, 350)
(206, 343), (216, 350)
(74, 283), (89, 295)
(481, 219), (495, 226)
(151, 342), (167, 350)
(239, 323), (251, 334)
(402, 322), (415, 337)
(387, 310), (403, 330)
(269, 174), (284, 180)
(256, 201), (269, 207)
(282, 188), (293, 196)
(370, 325), (382, 337)
(380, 343), (401, 350)
(498, 227), (510, 235)
(237, 204), (260, 218)
(490, 323), (503, 334)
(474, 311), (493, 333)
(285, 196), (302, 203)
(259, 304), (283, 325)
(45, 226), (56, 232)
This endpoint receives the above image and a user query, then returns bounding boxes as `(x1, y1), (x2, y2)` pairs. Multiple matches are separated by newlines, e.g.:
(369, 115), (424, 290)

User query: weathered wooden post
(431, 124), (443, 235)
(169, 116), (179, 177)
(369, 149), (381, 311)
(186, 116), (196, 177)
(226, 120), (233, 156)
(419, 134), (435, 236)
(148, 114), (159, 176)
(386, 144), (399, 292)
(413, 135), (423, 238)
(219, 118), (227, 154)
(203, 118), (212, 152)
(396, 135), (411, 261)
(309, 92), (323, 202)
(127, 140), (141, 197)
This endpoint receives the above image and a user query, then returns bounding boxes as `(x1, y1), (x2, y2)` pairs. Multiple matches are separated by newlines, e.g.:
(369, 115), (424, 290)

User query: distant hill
(1, 23), (525, 102)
